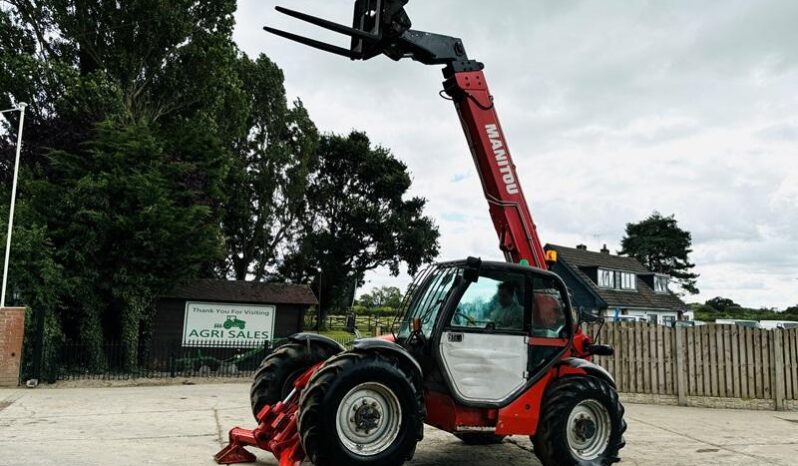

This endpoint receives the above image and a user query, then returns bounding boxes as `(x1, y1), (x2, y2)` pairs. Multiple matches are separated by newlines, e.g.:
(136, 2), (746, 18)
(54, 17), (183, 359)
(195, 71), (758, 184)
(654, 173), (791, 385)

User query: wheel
(534, 376), (626, 466)
(249, 342), (339, 420)
(454, 433), (506, 445)
(298, 352), (424, 466)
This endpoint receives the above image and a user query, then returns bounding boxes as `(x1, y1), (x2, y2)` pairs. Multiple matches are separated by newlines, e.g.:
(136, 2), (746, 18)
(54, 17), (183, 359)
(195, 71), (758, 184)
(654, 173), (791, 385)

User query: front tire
(250, 342), (340, 420)
(298, 352), (424, 466)
(534, 376), (626, 466)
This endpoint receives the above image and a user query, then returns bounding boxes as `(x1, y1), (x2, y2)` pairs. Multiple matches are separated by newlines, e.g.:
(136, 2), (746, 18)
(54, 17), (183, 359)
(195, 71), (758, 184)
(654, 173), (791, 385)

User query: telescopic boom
(264, 0), (548, 269)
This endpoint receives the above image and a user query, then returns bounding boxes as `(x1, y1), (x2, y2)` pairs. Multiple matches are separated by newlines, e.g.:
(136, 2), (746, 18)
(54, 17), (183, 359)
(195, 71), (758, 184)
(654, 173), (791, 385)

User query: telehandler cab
(215, 2), (626, 465)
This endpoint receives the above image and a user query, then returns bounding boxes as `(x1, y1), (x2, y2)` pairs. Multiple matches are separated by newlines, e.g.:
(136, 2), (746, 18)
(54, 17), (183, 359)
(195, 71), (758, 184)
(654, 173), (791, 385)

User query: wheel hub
(352, 399), (382, 434)
(573, 415), (597, 441)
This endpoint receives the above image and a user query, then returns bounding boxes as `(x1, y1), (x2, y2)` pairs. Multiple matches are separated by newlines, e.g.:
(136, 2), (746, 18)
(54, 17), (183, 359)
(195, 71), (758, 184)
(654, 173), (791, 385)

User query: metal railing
(22, 334), (357, 384)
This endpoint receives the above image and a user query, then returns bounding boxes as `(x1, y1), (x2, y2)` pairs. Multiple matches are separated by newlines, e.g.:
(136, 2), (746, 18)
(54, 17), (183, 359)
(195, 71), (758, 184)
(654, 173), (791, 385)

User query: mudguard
(352, 337), (424, 381)
(558, 357), (616, 388)
(288, 332), (346, 354)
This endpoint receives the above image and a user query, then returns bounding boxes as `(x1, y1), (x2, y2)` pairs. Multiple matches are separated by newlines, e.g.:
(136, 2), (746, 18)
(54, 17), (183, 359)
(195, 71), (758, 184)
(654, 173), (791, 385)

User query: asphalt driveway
(0, 382), (796, 465)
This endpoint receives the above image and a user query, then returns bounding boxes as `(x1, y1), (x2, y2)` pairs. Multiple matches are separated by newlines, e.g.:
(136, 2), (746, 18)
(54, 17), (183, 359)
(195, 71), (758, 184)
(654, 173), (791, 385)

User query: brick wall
(0, 307), (25, 387)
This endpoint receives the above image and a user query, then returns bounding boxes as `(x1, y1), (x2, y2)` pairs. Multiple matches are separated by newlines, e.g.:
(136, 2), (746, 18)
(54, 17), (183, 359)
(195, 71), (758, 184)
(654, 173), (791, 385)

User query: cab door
(438, 268), (571, 405)
(438, 270), (530, 404)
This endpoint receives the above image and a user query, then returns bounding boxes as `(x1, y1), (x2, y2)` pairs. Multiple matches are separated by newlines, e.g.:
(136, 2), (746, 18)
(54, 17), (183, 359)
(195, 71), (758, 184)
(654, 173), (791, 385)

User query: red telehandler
(215, 2), (626, 465)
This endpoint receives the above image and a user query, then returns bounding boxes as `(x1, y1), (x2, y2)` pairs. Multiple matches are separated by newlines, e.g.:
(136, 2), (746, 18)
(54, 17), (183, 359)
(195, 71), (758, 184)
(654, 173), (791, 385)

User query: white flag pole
(1, 103), (28, 308)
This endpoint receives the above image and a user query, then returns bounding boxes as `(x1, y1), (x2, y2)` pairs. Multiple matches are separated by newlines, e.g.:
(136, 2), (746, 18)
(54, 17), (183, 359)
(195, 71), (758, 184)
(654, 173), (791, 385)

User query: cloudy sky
(234, 0), (798, 309)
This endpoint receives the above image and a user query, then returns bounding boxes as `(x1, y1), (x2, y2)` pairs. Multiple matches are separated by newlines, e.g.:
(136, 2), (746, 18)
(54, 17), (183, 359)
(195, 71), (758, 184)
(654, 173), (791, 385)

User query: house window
(598, 269), (614, 288)
(648, 314), (659, 325)
(597, 269), (636, 291)
(662, 315), (676, 326)
(654, 275), (670, 294)
(619, 272), (636, 290)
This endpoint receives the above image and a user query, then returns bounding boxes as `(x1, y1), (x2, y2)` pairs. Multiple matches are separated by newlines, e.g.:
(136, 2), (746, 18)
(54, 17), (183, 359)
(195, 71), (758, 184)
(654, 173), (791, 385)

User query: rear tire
(454, 433), (506, 445)
(249, 342), (340, 420)
(298, 352), (424, 466)
(534, 376), (626, 466)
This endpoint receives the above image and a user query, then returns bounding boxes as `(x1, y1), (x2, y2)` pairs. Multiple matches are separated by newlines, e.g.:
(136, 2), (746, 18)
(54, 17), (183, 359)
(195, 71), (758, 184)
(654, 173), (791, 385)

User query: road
(1, 382), (796, 465)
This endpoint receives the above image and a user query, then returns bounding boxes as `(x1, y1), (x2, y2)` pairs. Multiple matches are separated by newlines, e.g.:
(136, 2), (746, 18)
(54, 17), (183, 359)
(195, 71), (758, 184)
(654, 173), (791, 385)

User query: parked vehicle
(715, 319), (760, 329)
(614, 315), (648, 323)
(759, 320), (798, 330)
(214, 2), (626, 466)
(673, 320), (707, 328)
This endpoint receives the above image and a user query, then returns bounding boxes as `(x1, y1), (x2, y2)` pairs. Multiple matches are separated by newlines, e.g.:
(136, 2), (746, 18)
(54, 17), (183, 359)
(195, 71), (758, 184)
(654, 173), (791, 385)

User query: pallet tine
(263, 26), (360, 59)
(275, 6), (380, 41)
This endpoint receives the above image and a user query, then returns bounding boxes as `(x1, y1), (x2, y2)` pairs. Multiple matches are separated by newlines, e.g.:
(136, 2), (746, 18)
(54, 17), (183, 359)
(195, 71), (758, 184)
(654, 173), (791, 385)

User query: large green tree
(218, 55), (319, 281)
(620, 212), (700, 294)
(27, 120), (223, 365)
(704, 297), (742, 313)
(357, 286), (404, 310)
(0, 2), (440, 363)
(282, 132), (439, 316)
(0, 0), (247, 361)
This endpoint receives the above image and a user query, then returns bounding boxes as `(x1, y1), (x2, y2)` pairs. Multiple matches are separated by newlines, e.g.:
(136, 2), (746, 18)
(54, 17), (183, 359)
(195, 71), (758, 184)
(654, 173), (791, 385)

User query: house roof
(546, 244), (687, 312)
(161, 279), (319, 306)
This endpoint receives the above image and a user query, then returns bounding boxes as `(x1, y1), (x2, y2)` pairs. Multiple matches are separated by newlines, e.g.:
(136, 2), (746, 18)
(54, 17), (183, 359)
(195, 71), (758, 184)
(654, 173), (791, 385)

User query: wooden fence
(590, 322), (798, 410)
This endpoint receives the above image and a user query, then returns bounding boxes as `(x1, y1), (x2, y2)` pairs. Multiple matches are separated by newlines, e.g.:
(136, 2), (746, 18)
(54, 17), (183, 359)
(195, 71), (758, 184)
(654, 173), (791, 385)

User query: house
(545, 244), (688, 325)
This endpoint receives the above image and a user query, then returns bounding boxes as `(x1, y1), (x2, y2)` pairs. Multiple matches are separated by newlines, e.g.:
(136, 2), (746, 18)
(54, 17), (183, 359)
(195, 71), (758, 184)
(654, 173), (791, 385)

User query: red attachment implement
(214, 363), (322, 466)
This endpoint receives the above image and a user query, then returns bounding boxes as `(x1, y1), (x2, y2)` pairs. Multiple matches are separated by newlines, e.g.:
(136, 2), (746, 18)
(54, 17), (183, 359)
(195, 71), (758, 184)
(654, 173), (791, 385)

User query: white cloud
(234, 0), (798, 309)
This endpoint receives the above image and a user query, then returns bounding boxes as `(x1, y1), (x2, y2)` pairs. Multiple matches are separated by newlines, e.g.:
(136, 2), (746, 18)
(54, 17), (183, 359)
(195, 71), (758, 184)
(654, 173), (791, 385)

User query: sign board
(183, 301), (276, 347)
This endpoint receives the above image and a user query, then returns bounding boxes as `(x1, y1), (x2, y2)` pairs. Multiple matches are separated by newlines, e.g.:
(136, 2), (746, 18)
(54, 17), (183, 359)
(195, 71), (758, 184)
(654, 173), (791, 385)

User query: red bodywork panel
(425, 390), (498, 433)
(496, 370), (555, 435)
(425, 366), (590, 437)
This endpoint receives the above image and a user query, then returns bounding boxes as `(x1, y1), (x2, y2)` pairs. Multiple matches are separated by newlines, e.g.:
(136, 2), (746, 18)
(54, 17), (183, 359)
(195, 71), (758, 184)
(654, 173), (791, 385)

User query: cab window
(450, 272), (527, 332)
(531, 277), (567, 338)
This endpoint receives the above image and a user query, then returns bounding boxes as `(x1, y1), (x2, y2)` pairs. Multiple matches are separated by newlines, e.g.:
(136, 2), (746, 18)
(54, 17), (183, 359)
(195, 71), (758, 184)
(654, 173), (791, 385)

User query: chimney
(601, 244), (610, 254)
(576, 244), (588, 251)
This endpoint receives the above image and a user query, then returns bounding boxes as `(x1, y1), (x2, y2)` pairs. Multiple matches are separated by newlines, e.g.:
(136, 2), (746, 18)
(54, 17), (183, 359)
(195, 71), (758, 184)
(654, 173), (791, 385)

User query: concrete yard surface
(0, 383), (797, 465)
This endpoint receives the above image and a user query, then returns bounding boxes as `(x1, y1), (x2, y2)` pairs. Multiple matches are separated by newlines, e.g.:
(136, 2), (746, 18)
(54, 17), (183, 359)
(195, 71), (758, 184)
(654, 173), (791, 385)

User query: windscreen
(397, 265), (461, 339)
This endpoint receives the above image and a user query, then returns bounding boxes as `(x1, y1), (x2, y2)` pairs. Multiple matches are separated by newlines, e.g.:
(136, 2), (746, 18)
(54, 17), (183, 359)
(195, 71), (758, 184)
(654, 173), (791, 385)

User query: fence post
(674, 326), (688, 406)
(169, 352), (176, 378)
(30, 306), (46, 383)
(773, 330), (785, 411)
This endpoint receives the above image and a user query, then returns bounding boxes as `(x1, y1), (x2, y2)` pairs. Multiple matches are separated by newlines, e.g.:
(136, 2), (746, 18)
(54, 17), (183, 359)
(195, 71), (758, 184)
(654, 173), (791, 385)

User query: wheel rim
(566, 399), (611, 461)
(335, 382), (402, 457)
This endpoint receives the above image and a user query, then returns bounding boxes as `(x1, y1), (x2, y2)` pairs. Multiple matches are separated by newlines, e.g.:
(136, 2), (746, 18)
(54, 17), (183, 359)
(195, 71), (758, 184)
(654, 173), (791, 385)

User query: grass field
(318, 329), (355, 341)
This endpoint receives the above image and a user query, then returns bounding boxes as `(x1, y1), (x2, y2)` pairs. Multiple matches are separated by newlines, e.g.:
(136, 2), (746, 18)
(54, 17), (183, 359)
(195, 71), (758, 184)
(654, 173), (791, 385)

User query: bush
(350, 306), (397, 317)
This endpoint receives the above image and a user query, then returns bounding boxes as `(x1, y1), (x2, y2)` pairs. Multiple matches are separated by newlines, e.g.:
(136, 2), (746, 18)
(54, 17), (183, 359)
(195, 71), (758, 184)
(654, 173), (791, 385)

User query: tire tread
(535, 376), (626, 466)
(298, 351), (424, 466)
